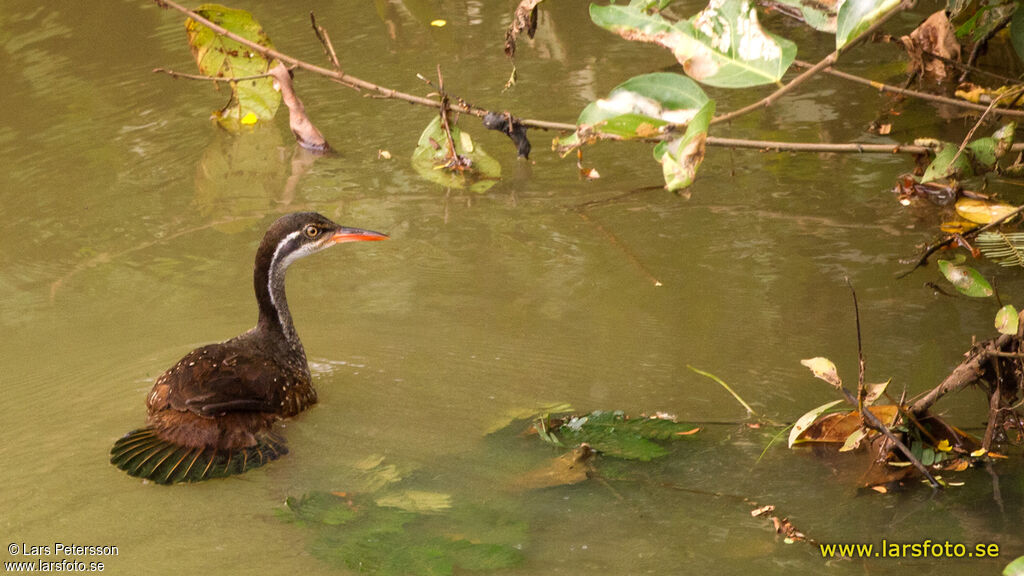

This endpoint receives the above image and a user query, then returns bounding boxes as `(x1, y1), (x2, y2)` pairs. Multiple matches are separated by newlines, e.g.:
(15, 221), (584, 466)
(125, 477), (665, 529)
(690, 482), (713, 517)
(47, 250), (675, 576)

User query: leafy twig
(795, 61), (1024, 120)
(712, 0), (914, 125)
(310, 12), (342, 73)
(152, 67), (288, 83)
(947, 85), (1024, 171)
(959, 9), (1016, 83)
(154, 0), (1024, 159)
(898, 203), (1024, 278)
(843, 280), (940, 489)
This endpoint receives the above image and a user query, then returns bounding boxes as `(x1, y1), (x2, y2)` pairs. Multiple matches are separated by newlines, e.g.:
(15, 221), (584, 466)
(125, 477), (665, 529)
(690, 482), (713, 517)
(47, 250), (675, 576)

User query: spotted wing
(148, 343), (286, 416)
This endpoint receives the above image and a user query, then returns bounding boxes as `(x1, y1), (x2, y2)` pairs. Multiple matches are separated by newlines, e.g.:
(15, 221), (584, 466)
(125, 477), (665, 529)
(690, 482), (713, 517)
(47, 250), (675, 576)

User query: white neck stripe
(267, 230), (302, 334)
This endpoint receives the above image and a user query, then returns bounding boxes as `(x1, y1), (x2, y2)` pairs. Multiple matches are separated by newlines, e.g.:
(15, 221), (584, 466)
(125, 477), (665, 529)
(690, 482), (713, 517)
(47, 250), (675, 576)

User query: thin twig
(712, 0), (914, 125)
(152, 67), (285, 83)
(960, 10), (1016, 83)
(310, 12), (342, 72)
(575, 210), (663, 286)
(155, 0), (1024, 159)
(945, 85), (1024, 173)
(796, 61), (1024, 120)
(982, 356), (1002, 451)
(842, 278), (939, 488)
(846, 278), (866, 404)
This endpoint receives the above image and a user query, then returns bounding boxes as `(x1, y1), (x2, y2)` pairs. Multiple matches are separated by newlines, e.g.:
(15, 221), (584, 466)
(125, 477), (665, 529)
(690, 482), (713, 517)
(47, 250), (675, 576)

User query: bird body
(111, 212), (386, 483)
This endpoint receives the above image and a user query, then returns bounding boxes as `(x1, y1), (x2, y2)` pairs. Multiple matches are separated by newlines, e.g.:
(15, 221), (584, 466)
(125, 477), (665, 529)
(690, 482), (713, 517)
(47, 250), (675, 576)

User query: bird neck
(253, 231), (304, 349)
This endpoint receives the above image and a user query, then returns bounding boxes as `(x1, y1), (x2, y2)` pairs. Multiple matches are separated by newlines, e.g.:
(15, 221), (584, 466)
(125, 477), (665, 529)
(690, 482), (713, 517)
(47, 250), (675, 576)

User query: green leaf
(962, 2), (1017, 44)
(411, 117), (501, 193)
(554, 411), (698, 461)
(185, 4), (281, 130)
(285, 492), (360, 526)
(656, 100), (714, 191)
(789, 399), (844, 448)
(1005, 555), (1024, 576)
(582, 73), (709, 134)
(996, 305), (1019, 335)
(287, 492), (523, 576)
(836, 0), (901, 49)
(839, 427), (868, 452)
(769, 0), (838, 32)
(977, 231), (1024, 267)
(1013, 6), (1024, 62)
(921, 143), (973, 183)
(937, 258), (994, 297)
(966, 122), (1016, 169)
(556, 72), (710, 153)
(590, 0), (796, 88)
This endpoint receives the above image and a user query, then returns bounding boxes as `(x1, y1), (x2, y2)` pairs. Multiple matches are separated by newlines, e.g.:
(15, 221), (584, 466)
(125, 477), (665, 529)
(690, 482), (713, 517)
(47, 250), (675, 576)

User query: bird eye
(303, 225), (320, 238)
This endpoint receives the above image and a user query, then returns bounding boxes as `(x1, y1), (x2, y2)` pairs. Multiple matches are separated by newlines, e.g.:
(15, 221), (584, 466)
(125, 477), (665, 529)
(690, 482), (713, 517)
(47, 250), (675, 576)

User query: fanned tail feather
(110, 427), (288, 484)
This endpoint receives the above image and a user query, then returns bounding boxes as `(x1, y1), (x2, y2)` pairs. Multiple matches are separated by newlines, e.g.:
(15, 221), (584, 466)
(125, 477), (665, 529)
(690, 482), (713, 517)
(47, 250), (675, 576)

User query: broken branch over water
(153, 0), (1023, 158)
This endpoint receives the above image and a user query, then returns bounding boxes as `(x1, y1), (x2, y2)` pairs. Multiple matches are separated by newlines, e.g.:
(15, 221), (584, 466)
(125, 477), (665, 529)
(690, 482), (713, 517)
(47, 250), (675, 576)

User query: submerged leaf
(547, 411), (698, 461)
(285, 492), (360, 525)
(590, 0), (796, 88)
(510, 444), (595, 491)
(937, 258), (994, 297)
(282, 492), (524, 575)
(375, 491), (452, 513)
(185, 4), (281, 130)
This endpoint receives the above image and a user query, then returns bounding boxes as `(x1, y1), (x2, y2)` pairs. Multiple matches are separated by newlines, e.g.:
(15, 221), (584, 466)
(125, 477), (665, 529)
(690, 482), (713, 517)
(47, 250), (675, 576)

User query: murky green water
(2, 1), (1022, 574)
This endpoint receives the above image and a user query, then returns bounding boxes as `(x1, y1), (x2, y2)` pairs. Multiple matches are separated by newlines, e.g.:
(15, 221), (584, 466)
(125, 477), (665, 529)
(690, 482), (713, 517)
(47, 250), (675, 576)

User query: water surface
(1, 1), (1021, 574)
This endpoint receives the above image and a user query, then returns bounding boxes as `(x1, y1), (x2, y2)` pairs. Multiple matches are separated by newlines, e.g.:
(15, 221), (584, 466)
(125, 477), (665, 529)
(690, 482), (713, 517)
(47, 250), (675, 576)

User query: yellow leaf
(240, 112), (259, 125)
(970, 448), (988, 458)
(936, 439), (952, 452)
(955, 198), (1017, 224)
(800, 357), (841, 388)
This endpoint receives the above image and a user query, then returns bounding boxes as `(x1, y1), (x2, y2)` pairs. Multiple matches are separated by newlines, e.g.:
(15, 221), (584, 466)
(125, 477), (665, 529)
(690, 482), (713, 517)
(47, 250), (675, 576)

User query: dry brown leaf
(505, 0), (544, 58)
(796, 405), (900, 444)
(900, 11), (960, 81)
(268, 63), (330, 152)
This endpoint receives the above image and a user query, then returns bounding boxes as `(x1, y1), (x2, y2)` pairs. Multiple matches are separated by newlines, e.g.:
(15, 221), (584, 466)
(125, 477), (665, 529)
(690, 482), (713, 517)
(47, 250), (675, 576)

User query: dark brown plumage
(111, 212), (387, 483)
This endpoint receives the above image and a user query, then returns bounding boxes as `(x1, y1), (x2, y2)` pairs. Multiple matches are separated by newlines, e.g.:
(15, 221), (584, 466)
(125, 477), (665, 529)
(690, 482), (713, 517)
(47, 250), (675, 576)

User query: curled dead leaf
(800, 357), (841, 388)
(899, 11), (960, 81)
